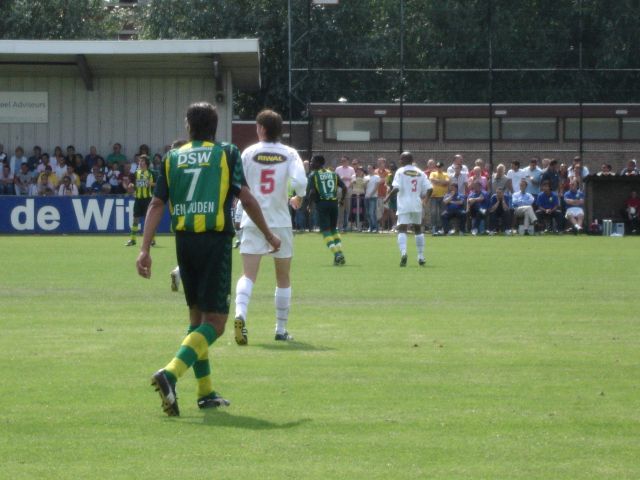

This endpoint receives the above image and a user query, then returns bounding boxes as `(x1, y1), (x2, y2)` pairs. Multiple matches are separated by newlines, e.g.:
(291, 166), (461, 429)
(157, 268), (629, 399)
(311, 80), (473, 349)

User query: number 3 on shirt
(260, 168), (275, 194)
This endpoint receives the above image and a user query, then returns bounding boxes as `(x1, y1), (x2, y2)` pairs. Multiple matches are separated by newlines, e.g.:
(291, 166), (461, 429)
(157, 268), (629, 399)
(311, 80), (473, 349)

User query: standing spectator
(466, 180), (490, 235)
(423, 158), (437, 177)
(384, 152), (432, 267)
(72, 154), (88, 182)
(540, 159), (560, 192)
(467, 166), (488, 192)
(85, 146), (100, 170)
(536, 181), (562, 233)
(0, 163), (15, 194)
(428, 161), (449, 235)
(374, 157), (390, 228)
(14, 163), (33, 196)
(596, 163), (615, 176)
(9, 146), (28, 175)
(506, 161), (528, 197)
(447, 154), (469, 177)
(0, 143), (7, 164)
(350, 166), (366, 230)
(563, 179), (585, 234)
(511, 178), (537, 234)
(449, 162), (468, 195)
(568, 156), (589, 178)
(150, 153), (163, 179)
(52, 146), (63, 159)
(523, 157), (542, 196)
(383, 162), (398, 231)
(488, 187), (512, 234)
(473, 158), (489, 177)
(441, 183), (466, 235)
(364, 164), (380, 232)
(540, 157), (551, 172)
(27, 146), (41, 171)
(624, 191), (640, 234)
(335, 155), (355, 230)
(619, 159), (639, 176)
(558, 163), (570, 195)
(58, 175), (79, 196)
(106, 142), (127, 166)
(492, 163), (512, 194)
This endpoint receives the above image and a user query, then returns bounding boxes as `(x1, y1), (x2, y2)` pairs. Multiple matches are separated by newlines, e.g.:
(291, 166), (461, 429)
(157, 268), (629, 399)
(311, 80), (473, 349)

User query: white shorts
(397, 211), (423, 225)
(239, 226), (293, 259)
(565, 207), (584, 219)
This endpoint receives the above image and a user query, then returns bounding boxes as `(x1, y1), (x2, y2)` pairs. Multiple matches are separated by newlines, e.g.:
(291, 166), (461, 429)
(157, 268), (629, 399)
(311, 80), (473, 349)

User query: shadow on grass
(197, 410), (312, 430)
(252, 341), (335, 352)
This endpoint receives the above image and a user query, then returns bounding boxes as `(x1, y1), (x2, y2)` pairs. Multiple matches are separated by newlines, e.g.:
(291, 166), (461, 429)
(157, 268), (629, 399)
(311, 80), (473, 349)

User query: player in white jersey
(384, 152), (432, 267)
(234, 109), (308, 344)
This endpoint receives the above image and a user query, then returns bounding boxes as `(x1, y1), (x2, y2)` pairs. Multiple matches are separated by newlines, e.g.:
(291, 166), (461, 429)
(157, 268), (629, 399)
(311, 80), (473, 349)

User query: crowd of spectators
(292, 153), (640, 236)
(0, 142), (166, 197)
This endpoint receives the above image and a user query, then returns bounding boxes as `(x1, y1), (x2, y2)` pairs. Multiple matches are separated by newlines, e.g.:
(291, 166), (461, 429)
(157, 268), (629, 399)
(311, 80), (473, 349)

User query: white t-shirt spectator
(364, 174), (380, 198)
(335, 165), (355, 190)
(507, 168), (528, 193)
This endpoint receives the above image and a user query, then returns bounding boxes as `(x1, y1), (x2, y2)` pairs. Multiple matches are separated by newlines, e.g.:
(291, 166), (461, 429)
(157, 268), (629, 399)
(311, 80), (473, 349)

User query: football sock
(235, 276), (254, 320)
(130, 224), (139, 241)
(331, 230), (343, 252)
(185, 325), (214, 397)
(275, 287), (291, 334)
(397, 232), (407, 256)
(163, 323), (217, 384)
(323, 231), (337, 253)
(415, 234), (425, 259)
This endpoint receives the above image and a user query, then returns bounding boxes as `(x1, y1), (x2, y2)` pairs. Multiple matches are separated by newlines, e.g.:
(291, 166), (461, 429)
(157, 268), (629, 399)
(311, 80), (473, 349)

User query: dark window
(565, 118), (619, 140)
(382, 118), (437, 140)
(622, 118), (640, 140)
(445, 118), (499, 140)
(501, 118), (557, 140)
(325, 118), (380, 141)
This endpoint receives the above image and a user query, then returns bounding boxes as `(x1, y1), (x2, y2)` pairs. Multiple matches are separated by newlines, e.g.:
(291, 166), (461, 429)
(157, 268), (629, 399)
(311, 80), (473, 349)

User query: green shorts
(316, 200), (339, 231)
(175, 231), (232, 314)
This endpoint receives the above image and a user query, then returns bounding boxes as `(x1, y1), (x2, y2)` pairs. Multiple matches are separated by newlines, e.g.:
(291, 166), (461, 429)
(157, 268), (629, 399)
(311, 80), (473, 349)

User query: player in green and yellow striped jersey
(126, 155), (155, 246)
(304, 155), (347, 265)
(136, 102), (280, 416)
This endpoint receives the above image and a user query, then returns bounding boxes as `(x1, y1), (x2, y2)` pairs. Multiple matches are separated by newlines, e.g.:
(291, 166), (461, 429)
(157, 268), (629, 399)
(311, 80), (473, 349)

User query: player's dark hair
(311, 155), (325, 169)
(186, 102), (218, 141)
(256, 109), (282, 142)
(400, 151), (413, 166)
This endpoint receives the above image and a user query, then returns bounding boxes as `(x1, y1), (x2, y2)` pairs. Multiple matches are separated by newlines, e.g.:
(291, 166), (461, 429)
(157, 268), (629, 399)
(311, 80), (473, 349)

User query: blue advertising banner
(0, 196), (172, 234)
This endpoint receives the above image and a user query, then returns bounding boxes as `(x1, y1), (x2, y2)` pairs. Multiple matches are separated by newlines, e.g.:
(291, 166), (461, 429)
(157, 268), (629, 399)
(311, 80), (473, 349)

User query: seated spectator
(130, 153), (140, 174)
(596, 163), (615, 176)
(27, 145), (41, 171)
(85, 146), (100, 170)
(624, 191), (640, 234)
(492, 163), (512, 193)
(511, 178), (537, 234)
(38, 165), (58, 189)
(620, 159), (639, 176)
(65, 164), (81, 189)
(72, 153), (88, 182)
(58, 175), (79, 196)
(14, 162), (33, 196)
(441, 182), (466, 235)
(466, 180), (490, 235)
(540, 159), (560, 192)
(536, 181), (562, 233)
(85, 165), (100, 192)
(0, 143), (7, 163)
(9, 146), (27, 175)
(53, 146), (63, 159)
(150, 153), (162, 179)
(90, 171), (111, 195)
(65, 145), (76, 165)
(0, 163), (15, 194)
(95, 156), (107, 174)
(488, 187), (512, 234)
(107, 142), (127, 166)
(107, 161), (122, 193)
(37, 171), (56, 196)
(447, 154), (469, 177)
(53, 153), (67, 179)
(36, 152), (51, 173)
(563, 180), (585, 234)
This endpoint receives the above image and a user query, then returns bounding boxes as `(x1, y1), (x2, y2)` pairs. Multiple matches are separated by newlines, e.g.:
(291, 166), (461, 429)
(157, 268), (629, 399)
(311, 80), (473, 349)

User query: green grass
(0, 233), (638, 479)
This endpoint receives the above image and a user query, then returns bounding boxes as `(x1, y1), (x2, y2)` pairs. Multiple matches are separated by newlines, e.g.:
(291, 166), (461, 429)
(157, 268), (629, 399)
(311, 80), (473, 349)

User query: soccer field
(1, 234), (638, 479)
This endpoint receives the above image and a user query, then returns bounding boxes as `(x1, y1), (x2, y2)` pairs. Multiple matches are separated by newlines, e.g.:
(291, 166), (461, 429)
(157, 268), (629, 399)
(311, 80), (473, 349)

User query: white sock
(397, 233), (407, 256)
(275, 286), (291, 334)
(235, 276), (254, 320)
(415, 234), (425, 260)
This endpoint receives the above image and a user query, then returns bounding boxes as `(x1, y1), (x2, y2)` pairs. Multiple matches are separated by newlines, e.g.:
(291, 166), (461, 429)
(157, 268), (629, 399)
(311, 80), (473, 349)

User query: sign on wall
(0, 196), (172, 234)
(0, 92), (48, 123)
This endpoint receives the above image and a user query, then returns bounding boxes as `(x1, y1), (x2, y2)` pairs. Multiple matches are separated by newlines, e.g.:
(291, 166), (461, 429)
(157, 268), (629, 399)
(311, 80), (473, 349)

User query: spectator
(364, 164), (380, 233)
(540, 159), (560, 192)
(53, 153), (67, 180)
(65, 164), (81, 188)
(335, 155), (355, 230)
(65, 145), (76, 165)
(492, 163), (512, 194)
(473, 158), (489, 177)
(620, 159), (639, 176)
(568, 155), (589, 180)
(85, 146), (100, 170)
(0, 163), (15, 194)
(523, 157), (542, 196)
(72, 153), (88, 182)
(37, 171), (56, 196)
(14, 162), (32, 196)
(624, 191), (640, 234)
(106, 142), (126, 166)
(350, 166), (366, 229)
(138, 143), (151, 158)
(90, 171), (110, 195)
(95, 156), (107, 174)
(36, 153), (51, 173)
(563, 179), (585, 234)
(447, 154), (469, 177)
(558, 163), (570, 195)
(38, 165), (58, 189)
(150, 153), (162, 179)
(107, 161), (122, 193)
(511, 178), (537, 234)
(428, 161), (449, 235)
(441, 182), (466, 235)
(449, 162), (468, 195)
(374, 157), (390, 229)
(536, 181), (562, 233)
(58, 175), (78, 196)
(85, 165), (101, 191)
(506, 160), (528, 197)
(27, 145), (41, 171)
(0, 143), (7, 163)
(596, 163), (615, 176)
(467, 166), (487, 192)
(9, 146), (27, 175)
(466, 180), (490, 235)
(53, 146), (63, 159)
(488, 187), (512, 234)
(540, 157), (551, 172)
(423, 158), (436, 177)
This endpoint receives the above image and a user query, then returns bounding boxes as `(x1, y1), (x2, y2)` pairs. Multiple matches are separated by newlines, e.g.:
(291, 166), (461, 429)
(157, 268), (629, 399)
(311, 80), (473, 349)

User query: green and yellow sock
(331, 230), (343, 253)
(163, 323), (217, 385)
(322, 231), (338, 253)
(183, 325), (214, 397)
(130, 224), (139, 241)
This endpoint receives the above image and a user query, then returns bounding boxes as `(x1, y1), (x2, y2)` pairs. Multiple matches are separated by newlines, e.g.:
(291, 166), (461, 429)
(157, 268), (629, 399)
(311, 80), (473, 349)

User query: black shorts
(316, 200), (339, 231)
(175, 231), (232, 314)
(133, 197), (151, 218)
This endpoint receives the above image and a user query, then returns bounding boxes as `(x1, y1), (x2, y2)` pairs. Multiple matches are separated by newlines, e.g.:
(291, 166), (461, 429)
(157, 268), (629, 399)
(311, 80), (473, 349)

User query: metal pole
(307, 0), (313, 158)
(578, 0), (584, 157)
(399, 0), (405, 153)
(488, 0), (494, 183)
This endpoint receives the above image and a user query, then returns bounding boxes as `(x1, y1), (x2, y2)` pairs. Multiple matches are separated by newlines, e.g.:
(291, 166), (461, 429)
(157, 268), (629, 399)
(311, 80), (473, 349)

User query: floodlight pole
(578, 0), (584, 157)
(288, 0), (293, 146)
(399, 0), (405, 153)
(488, 0), (494, 177)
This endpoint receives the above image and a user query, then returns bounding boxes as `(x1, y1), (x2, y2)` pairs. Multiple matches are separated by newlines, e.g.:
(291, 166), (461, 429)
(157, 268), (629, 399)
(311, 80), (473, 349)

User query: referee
(136, 102), (280, 416)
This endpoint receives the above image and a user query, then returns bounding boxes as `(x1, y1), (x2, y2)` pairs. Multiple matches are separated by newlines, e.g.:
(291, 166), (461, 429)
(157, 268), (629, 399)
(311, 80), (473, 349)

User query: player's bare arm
(136, 196), (166, 279)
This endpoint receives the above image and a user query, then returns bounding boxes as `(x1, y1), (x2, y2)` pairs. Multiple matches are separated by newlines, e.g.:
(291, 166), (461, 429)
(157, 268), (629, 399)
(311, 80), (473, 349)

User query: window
(501, 118), (557, 140)
(445, 118), (499, 140)
(565, 118), (619, 140)
(622, 118), (640, 140)
(325, 118), (379, 141)
(382, 118), (437, 140)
